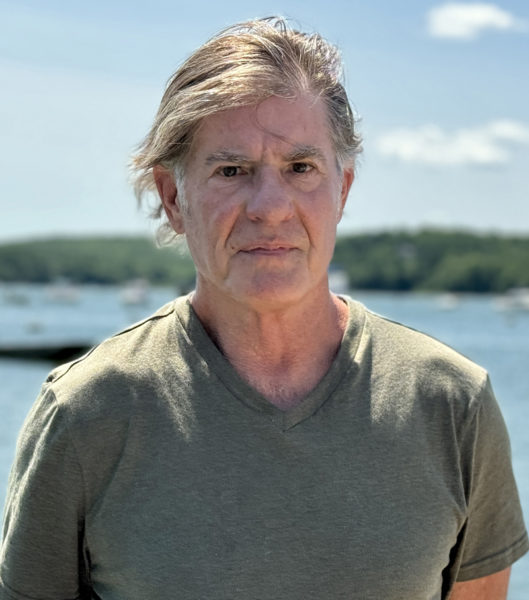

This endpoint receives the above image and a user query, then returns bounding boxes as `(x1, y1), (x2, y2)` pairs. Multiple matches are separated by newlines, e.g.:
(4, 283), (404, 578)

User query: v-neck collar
(174, 295), (366, 431)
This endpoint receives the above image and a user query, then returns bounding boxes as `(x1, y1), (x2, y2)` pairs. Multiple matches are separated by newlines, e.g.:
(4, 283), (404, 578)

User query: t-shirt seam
(45, 388), (92, 590)
(58, 389), (88, 517)
(0, 580), (20, 600)
(458, 373), (495, 513)
(282, 297), (368, 428)
(362, 309), (489, 377)
(457, 529), (529, 575)
(0, 577), (81, 600)
(173, 302), (220, 376)
(174, 299), (278, 415)
(48, 302), (177, 384)
(289, 300), (368, 427)
(361, 303), (490, 444)
(459, 372), (490, 451)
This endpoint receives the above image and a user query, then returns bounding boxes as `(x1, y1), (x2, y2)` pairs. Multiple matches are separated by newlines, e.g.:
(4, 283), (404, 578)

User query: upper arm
(0, 387), (85, 598)
(449, 567), (511, 600)
(455, 380), (528, 581)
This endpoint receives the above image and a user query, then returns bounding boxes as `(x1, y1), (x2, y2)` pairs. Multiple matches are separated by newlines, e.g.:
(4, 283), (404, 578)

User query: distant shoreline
(1, 230), (528, 293)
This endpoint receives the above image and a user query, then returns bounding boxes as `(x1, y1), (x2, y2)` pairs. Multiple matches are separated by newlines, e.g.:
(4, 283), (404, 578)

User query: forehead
(189, 94), (335, 160)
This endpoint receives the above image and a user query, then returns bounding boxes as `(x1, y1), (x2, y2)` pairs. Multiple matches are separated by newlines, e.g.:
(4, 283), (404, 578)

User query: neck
(191, 285), (349, 410)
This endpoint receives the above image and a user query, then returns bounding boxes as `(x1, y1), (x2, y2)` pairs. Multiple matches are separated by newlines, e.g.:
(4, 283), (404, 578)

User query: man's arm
(449, 567), (511, 600)
(0, 386), (85, 597)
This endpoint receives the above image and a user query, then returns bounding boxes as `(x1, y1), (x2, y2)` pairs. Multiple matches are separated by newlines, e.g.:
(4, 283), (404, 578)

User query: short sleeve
(456, 377), (529, 581)
(0, 384), (88, 599)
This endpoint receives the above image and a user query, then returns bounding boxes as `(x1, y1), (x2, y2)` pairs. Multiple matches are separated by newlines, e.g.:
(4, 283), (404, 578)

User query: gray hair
(130, 16), (363, 245)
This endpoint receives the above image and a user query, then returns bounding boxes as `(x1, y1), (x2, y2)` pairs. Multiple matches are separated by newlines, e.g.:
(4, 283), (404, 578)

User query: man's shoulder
(345, 298), (489, 405)
(373, 309), (483, 368)
(20, 297), (198, 478)
(43, 297), (188, 413)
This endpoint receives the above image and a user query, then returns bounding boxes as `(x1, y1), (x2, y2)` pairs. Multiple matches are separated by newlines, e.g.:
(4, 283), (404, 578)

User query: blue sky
(1, 0), (528, 241)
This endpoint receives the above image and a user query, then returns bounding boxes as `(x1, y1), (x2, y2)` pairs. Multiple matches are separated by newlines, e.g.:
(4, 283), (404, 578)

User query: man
(1, 17), (527, 600)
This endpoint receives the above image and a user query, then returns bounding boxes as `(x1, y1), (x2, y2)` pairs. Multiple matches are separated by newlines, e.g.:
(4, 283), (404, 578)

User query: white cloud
(376, 120), (529, 166)
(486, 119), (529, 142)
(427, 3), (528, 40)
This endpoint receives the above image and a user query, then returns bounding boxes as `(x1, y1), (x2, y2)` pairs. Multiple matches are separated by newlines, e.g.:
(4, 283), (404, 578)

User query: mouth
(239, 243), (296, 256)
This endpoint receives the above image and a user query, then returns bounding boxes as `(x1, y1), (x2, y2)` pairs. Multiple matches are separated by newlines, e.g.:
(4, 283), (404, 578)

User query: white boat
(435, 293), (460, 311)
(45, 279), (80, 304)
(120, 279), (150, 306)
(3, 287), (31, 306)
(494, 288), (529, 312)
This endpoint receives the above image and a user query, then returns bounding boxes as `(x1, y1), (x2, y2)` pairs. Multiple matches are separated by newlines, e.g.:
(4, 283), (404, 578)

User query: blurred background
(1, 0), (529, 238)
(1, 1), (528, 597)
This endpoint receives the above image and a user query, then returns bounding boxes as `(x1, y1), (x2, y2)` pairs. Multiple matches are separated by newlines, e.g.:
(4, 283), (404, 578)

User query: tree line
(0, 237), (196, 289)
(1, 230), (528, 293)
(333, 230), (529, 292)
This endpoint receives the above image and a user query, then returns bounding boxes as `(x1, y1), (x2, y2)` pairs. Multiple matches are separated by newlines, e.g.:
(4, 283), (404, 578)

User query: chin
(230, 274), (321, 310)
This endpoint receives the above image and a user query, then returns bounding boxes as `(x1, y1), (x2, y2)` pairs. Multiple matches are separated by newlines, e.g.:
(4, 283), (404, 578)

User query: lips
(239, 242), (297, 254)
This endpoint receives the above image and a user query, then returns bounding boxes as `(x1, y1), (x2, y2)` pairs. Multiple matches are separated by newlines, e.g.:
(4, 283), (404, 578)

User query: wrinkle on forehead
(250, 93), (327, 148)
(188, 93), (338, 169)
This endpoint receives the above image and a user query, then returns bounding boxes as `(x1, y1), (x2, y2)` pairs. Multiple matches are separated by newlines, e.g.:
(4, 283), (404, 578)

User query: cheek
(304, 199), (341, 238)
(185, 206), (239, 264)
(210, 200), (246, 241)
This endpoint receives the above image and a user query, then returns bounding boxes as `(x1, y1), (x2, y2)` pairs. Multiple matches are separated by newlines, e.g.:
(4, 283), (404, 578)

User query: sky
(1, 0), (528, 242)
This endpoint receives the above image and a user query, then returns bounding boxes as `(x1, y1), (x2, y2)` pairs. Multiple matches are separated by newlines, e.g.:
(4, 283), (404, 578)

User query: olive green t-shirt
(1, 296), (527, 599)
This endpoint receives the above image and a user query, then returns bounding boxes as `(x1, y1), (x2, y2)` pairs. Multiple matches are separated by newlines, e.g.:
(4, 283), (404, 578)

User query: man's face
(161, 94), (353, 312)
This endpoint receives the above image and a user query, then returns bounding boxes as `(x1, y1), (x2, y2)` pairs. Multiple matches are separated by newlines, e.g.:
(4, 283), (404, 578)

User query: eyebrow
(204, 145), (328, 166)
(204, 151), (250, 166)
(284, 145), (327, 164)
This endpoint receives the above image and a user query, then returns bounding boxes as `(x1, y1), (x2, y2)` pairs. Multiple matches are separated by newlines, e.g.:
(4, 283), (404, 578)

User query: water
(1, 285), (528, 597)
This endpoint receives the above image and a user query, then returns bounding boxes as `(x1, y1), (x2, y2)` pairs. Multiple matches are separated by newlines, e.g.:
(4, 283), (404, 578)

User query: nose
(245, 168), (295, 224)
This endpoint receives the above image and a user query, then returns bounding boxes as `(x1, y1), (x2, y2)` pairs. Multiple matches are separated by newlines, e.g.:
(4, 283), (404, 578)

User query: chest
(84, 414), (464, 599)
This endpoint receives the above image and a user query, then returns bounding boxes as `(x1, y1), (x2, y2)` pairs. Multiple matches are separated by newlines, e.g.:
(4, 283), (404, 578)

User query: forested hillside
(332, 230), (529, 292)
(1, 231), (528, 293)
(0, 237), (195, 289)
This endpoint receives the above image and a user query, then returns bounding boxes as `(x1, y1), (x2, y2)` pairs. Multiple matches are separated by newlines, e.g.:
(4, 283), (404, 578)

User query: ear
(153, 165), (186, 234)
(337, 167), (354, 222)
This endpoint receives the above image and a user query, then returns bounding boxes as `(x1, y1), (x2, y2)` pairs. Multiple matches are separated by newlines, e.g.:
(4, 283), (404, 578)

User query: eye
(220, 166), (240, 177)
(291, 162), (313, 174)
